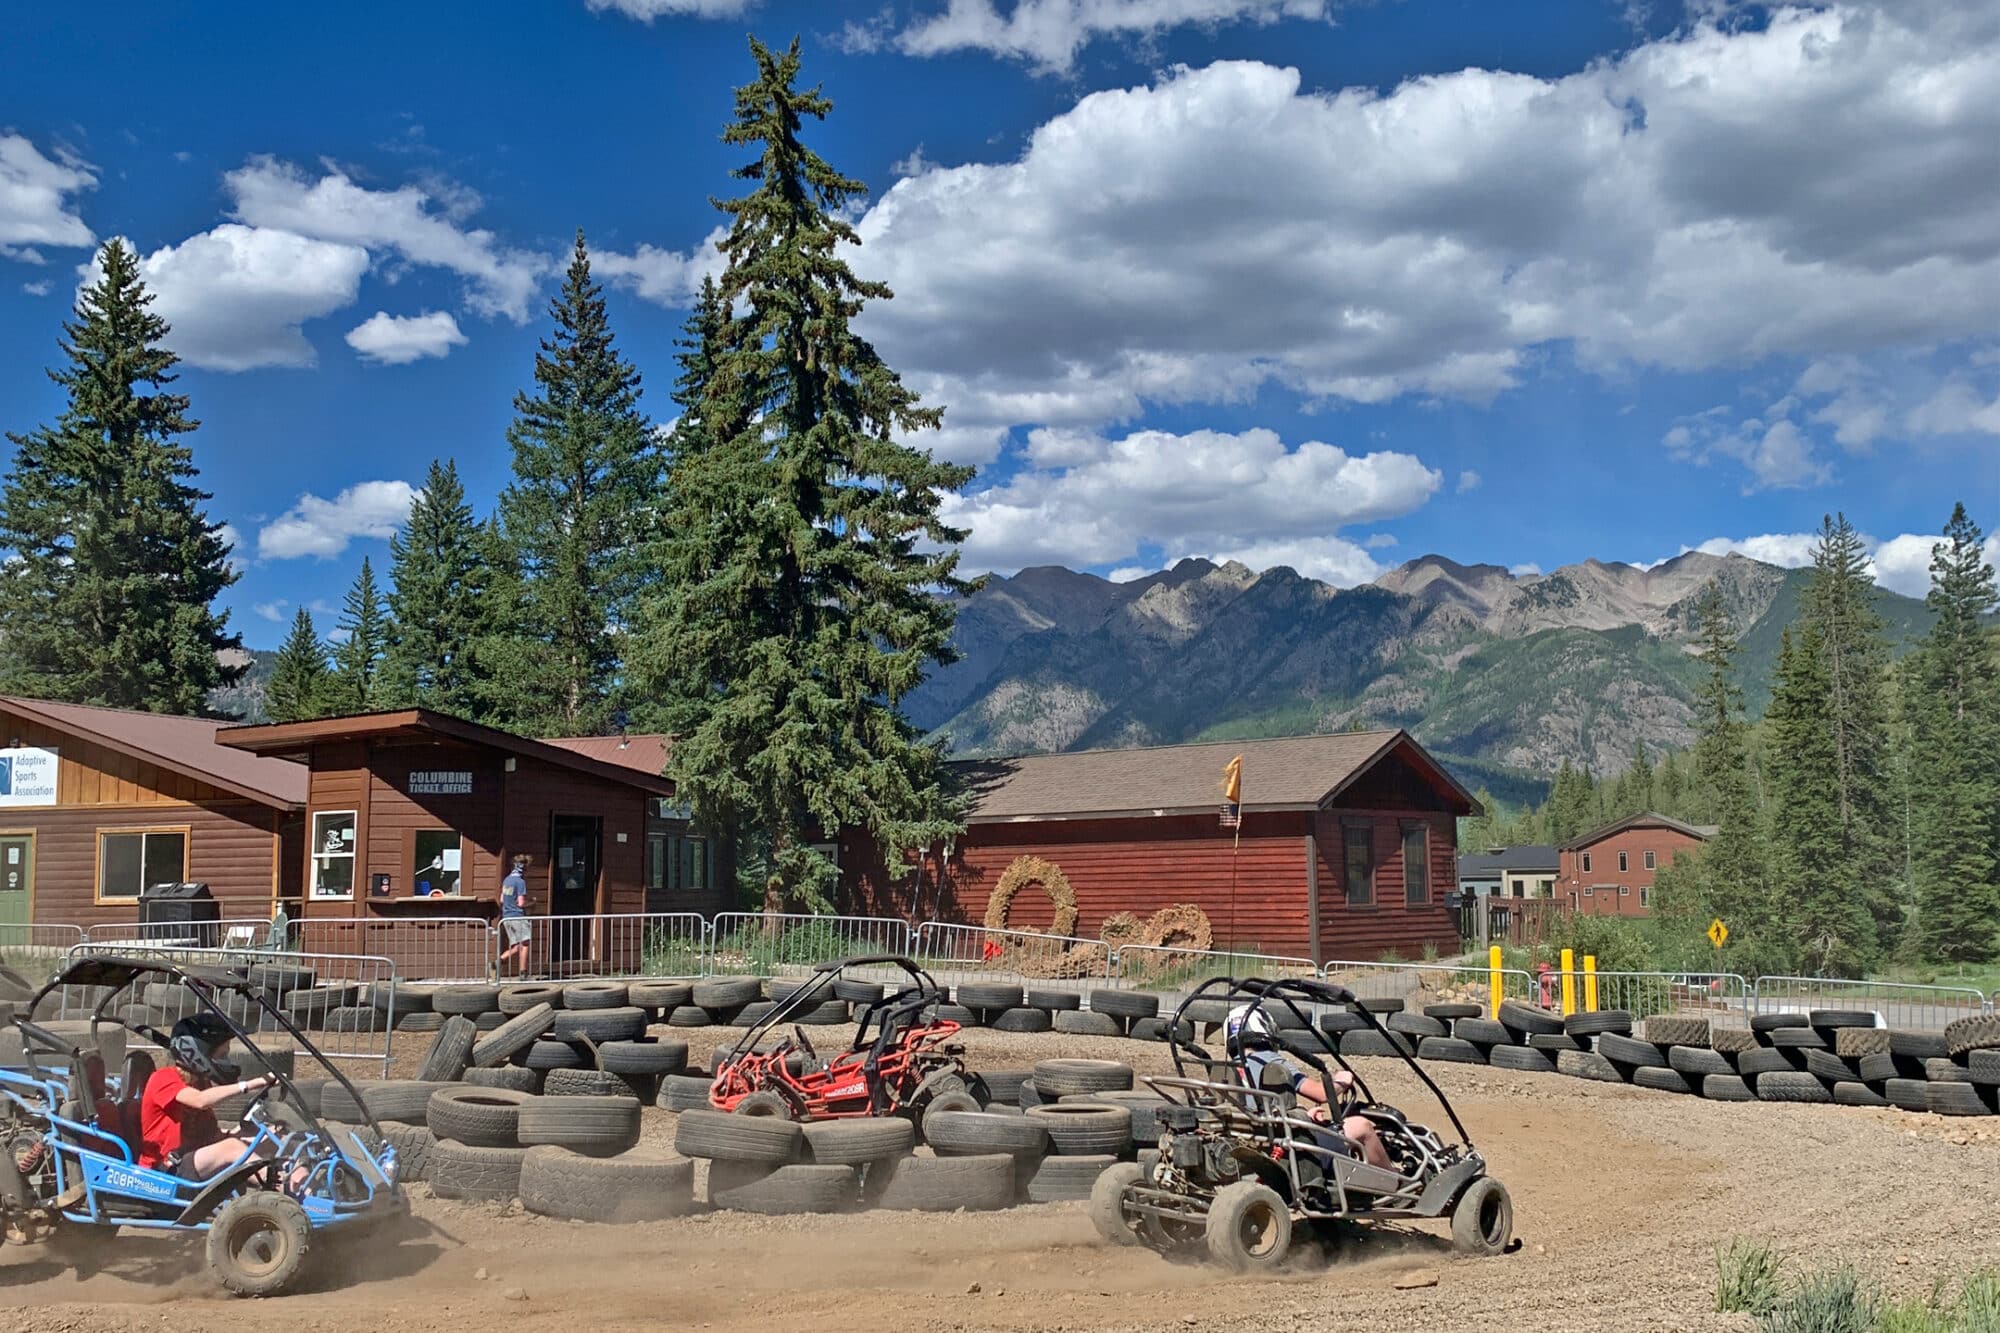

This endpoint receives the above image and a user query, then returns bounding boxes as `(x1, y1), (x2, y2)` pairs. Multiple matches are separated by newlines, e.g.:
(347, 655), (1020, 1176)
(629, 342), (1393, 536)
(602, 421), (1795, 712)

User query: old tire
(1833, 1081), (1890, 1108)
(517, 1094), (641, 1156)
(1808, 1009), (1876, 1030)
(1497, 1001), (1564, 1036)
(521, 1039), (589, 1071)
(1027, 989), (1083, 1012)
(802, 1117), (916, 1165)
(923, 1110), (1050, 1159)
(628, 980), (693, 1010)
(1883, 1078), (1931, 1111)
(1027, 1103), (1132, 1156)
(734, 1090), (797, 1119)
(432, 985), (500, 1017)
(561, 981), (628, 1010)
(956, 982), (1025, 1010)
(1449, 1177), (1513, 1257)
(429, 1141), (527, 1201)
(1417, 1036), (1485, 1065)
(1702, 1073), (1754, 1101)
(1833, 1027), (1892, 1059)
(1632, 1066), (1693, 1095)
(551, 1006), (647, 1043)
(1452, 1018), (1512, 1047)
(1025, 1153), (1117, 1202)
(1340, 1029), (1413, 1058)
(1768, 1026), (1828, 1050)
(708, 1160), (857, 1214)
(1054, 1011), (1122, 1037)
(416, 1016), (477, 1083)
(497, 984), (563, 1015)
(1089, 990), (1159, 1021)
(1425, 1003), (1483, 1021)
(598, 1038), (689, 1076)
(426, 1087), (533, 1148)
(661, 1074), (713, 1112)
(1925, 1081), (1992, 1117)
(1736, 1047), (1802, 1078)
(1642, 1016), (1711, 1048)
(1387, 1012), (1446, 1039)
(1755, 1071), (1831, 1103)
(1710, 1027), (1761, 1054)
(206, 1190), (311, 1297)
(321, 1079), (452, 1126)
(1032, 1059), (1133, 1098)
(991, 1007), (1053, 1034)
(1090, 1161), (1147, 1246)
(673, 1108), (801, 1164)
(518, 1145), (693, 1222)
(666, 1005), (713, 1028)
(1945, 1014), (2000, 1058)
(464, 1066), (538, 1093)
(471, 1003), (555, 1069)
(691, 977), (760, 1009)
(1487, 1044), (1556, 1074)
(382, 1123), (436, 1183)
(1750, 1011), (1810, 1032)
(1598, 1033), (1667, 1069)
(542, 1068), (628, 1097)
(866, 1153), (1015, 1212)
(1890, 1029), (1949, 1060)
(1668, 1046), (1734, 1078)
(1563, 1010), (1633, 1037)
(1555, 1049), (1623, 1083)
(1204, 1181), (1290, 1273)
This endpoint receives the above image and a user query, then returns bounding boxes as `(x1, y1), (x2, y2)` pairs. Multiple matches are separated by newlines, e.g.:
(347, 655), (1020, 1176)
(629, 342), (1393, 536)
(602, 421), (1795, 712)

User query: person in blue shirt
(498, 855), (532, 976)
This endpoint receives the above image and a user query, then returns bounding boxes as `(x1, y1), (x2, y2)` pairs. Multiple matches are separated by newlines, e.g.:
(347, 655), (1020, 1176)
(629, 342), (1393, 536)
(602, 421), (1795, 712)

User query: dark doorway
(549, 815), (601, 922)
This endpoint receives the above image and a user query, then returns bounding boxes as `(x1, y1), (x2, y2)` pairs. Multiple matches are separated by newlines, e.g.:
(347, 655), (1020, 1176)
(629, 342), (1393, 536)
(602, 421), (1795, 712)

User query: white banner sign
(0, 747), (58, 807)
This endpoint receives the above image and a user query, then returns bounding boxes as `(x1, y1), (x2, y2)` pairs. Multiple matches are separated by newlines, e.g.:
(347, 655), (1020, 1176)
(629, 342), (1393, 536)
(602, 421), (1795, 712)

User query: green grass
(1718, 1237), (2000, 1333)
(1717, 1239), (1784, 1317)
(1871, 962), (2000, 995)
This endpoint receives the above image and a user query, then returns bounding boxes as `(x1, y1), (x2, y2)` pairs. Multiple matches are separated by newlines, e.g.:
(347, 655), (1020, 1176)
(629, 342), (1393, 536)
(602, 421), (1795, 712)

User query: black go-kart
(1090, 975), (1513, 1272)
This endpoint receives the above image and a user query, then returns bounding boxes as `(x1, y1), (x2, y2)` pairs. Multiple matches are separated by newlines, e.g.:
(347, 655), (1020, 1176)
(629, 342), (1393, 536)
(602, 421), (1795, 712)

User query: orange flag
(1220, 755), (1242, 804)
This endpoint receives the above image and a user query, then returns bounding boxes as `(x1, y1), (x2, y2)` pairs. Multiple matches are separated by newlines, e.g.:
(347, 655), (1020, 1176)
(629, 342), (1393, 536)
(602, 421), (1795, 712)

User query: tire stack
(406, 983), (690, 1104)
(425, 1081), (682, 1218)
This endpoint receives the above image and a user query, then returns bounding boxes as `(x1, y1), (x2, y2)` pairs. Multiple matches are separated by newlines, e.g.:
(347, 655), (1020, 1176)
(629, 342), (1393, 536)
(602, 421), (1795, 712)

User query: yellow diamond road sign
(1707, 918), (1729, 949)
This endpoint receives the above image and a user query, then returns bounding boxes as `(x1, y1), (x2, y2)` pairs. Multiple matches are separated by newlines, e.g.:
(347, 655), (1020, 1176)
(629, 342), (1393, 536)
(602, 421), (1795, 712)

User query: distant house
(1557, 812), (1714, 916)
(1456, 845), (1558, 900)
(840, 730), (1480, 964)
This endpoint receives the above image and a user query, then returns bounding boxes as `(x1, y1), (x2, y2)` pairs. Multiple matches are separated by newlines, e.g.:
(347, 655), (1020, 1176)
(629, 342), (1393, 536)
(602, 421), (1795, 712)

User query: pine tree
(0, 239), (243, 713)
(466, 516), (560, 731)
(265, 609), (330, 723)
(1906, 505), (2000, 961)
(1667, 584), (1767, 939)
(1626, 741), (1654, 814)
(1657, 751), (1685, 818)
(323, 557), (388, 715)
(630, 37), (979, 911)
(496, 232), (655, 736)
(1801, 512), (1900, 948)
(381, 461), (488, 717)
(1766, 625), (1876, 975)
(1545, 760), (1597, 843)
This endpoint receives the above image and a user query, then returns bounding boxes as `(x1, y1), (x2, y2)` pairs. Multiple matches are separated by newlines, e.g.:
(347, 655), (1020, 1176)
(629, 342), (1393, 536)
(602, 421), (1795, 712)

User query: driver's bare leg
(1342, 1116), (1392, 1170)
(188, 1136), (307, 1191)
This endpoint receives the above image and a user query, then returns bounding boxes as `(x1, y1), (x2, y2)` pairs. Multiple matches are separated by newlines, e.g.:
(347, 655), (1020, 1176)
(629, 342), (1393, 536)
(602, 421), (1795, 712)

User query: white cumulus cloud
(253, 601), (288, 622)
(226, 157), (547, 321)
(257, 480), (418, 561)
(1664, 523), (2000, 598)
(584, 0), (757, 17)
(345, 310), (467, 365)
(941, 425), (1438, 574)
(894, 0), (1334, 73)
(0, 134), (94, 256)
(86, 226), (370, 372)
(1456, 470), (1482, 494)
(594, 226), (727, 307)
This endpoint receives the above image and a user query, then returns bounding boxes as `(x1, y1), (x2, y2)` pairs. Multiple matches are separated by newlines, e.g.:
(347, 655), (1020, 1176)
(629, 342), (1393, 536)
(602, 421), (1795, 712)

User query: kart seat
(103, 1051), (156, 1160)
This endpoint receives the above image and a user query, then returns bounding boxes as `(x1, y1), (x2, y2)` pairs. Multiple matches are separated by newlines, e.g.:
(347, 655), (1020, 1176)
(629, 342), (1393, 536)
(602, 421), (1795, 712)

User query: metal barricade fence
(1750, 976), (1988, 1032)
(1320, 958), (1535, 1017)
(500, 912), (707, 981)
(291, 917), (493, 982)
(1111, 945), (1319, 998)
(1568, 970), (1752, 1027)
(85, 919), (280, 950)
(0, 923), (85, 994)
(912, 922), (1113, 1002)
(62, 941), (398, 1073)
(707, 913), (914, 983)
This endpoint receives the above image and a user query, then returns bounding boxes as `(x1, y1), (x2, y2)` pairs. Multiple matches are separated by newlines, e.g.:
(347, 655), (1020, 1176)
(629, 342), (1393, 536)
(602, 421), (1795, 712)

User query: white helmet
(1224, 1003), (1275, 1053)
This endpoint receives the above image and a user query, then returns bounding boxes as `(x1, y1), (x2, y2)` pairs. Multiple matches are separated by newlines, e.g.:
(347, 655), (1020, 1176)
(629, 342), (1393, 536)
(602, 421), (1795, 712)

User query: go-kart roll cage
(10, 954), (392, 1171)
(719, 954), (953, 1117)
(1164, 975), (1474, 1149)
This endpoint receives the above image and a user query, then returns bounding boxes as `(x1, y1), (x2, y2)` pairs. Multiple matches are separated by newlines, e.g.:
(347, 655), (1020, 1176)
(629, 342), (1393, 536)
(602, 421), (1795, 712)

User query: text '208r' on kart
(0, 955), (404, 1296)
(709, 955), (987, 1127)
(1090, 976), (1514, 1272)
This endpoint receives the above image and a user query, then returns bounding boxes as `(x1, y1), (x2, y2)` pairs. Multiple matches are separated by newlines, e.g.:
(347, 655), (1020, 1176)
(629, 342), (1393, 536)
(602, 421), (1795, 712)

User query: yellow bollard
(1584, 954), (1599, 1013)
(1488, 944), (1503, 1016)
(1560, 947), (1576, 1017)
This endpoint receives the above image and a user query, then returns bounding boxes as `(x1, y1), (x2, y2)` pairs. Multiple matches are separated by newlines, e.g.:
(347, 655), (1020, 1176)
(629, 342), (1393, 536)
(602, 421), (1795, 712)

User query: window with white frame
(1581, 852), (1592, 873)
(311, 811), (357, 899)
(1644, 849), (1656, 870)
(1618, 851), (1629, 872)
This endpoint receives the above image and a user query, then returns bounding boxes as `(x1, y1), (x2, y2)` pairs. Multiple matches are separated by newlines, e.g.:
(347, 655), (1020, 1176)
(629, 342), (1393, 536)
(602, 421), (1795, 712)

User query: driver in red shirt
(139, 1014), (277, 1179)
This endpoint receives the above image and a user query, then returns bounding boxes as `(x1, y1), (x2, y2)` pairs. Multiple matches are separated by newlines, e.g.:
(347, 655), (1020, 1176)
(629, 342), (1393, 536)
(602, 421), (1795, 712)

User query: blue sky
(2, 0), (1995, 649)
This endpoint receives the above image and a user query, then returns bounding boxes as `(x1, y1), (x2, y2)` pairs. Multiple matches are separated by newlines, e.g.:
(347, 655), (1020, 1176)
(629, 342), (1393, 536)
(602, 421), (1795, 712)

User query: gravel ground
(5, 1020), (1998, 1332)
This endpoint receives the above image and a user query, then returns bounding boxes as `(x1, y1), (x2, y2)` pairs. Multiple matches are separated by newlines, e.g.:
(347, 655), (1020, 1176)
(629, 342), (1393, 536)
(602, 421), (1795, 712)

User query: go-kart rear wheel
(207, 1190), (311, 1298)
(1089, 1161), (1146, 1246)
(1204, 1181), (1291, 1273)
(1449, 1176), (1513, 1257)
(732, 1091), (794, 1120)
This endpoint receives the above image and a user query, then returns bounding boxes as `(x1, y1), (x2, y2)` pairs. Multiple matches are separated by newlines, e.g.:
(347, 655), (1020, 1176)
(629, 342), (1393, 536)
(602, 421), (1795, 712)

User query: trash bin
(138, 881), (221, 947)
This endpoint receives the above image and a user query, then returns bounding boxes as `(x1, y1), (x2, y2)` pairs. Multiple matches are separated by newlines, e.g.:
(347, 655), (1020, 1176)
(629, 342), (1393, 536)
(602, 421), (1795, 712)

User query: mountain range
(904, 552), (1937, 806)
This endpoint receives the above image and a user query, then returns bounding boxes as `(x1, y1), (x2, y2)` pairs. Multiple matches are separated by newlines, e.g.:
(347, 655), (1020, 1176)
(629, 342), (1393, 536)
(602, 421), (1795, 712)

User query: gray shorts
(501, 918), (531, 948)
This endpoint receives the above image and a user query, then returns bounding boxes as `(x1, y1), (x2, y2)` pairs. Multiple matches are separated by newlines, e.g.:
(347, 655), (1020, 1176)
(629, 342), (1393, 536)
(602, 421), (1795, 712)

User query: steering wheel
(792, 1025), (817, 1063)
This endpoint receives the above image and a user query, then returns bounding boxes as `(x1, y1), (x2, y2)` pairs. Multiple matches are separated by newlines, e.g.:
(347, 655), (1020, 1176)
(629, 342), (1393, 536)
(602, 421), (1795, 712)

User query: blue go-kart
(0, 955), (404, 1296)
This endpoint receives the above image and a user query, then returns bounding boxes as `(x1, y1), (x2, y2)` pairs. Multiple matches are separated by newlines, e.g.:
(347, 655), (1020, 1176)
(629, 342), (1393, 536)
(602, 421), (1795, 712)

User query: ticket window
(413, 831), (463, 898)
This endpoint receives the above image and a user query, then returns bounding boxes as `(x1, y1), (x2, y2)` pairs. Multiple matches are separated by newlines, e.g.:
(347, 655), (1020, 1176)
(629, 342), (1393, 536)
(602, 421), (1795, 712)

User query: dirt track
(4, 1026), (1998, 1332)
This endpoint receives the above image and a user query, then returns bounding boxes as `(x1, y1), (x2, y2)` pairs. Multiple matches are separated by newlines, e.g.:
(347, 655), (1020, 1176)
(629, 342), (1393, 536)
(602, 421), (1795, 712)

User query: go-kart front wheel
(1204, 1181), (1291, 1273)
(207, 1190), (312, 1297)
(1089, 1161), (1146, 1246)
(1449, 1176), (1513, 1257)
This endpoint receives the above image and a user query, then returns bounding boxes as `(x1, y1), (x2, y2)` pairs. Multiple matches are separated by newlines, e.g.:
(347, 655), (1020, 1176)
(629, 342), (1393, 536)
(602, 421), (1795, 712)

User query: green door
(0, 834), (32, 930)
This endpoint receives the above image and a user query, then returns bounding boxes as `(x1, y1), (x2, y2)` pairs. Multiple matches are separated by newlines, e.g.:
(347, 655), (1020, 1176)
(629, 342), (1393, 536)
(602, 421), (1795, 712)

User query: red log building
(840, 731), (1478, 963)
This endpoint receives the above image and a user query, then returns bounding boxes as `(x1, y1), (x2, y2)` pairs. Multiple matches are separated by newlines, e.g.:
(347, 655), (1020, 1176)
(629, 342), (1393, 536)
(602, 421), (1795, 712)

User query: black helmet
(168, 1013), (240, 1086)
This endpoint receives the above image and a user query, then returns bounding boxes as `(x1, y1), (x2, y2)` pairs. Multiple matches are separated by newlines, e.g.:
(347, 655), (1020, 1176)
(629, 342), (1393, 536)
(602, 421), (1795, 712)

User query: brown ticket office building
(216, 711), (734, 930)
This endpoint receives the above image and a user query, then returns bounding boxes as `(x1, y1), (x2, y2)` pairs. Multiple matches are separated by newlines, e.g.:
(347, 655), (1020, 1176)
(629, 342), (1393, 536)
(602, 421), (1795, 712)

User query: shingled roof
(0, 696), (308, 809)
(948, 730), (1476, 823)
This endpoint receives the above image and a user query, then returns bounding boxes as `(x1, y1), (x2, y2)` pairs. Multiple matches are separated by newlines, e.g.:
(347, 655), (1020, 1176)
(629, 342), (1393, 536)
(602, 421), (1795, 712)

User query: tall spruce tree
(0, 239), (243, 713)
(1905, 505), (2000, 961)
(631, 37), (978, 910)
(381, 461), (488, 717)
(266, 608), (330, 723)
(467, 516), (559, 730)
(1626, 741), (1654, 814)
(1800, 513), (1900, 947)
(324, 557), (388, 715)
(1657, 751), (1685, 818)
(1765, 624), (1876, 975)
(497, 232), (654, 736)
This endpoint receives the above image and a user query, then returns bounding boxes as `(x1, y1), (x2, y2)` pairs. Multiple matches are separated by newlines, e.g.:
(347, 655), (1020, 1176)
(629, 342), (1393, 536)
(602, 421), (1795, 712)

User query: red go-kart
(709, 955), (983, 1122)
